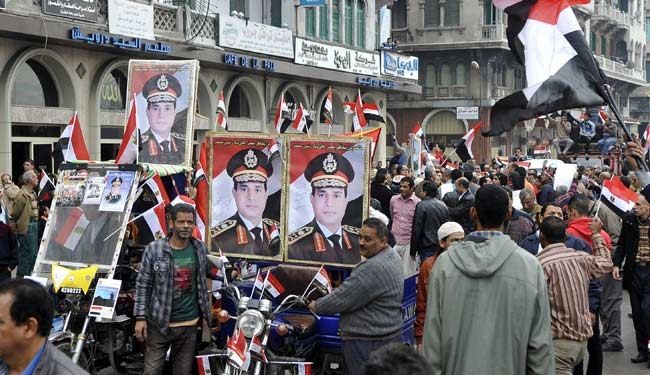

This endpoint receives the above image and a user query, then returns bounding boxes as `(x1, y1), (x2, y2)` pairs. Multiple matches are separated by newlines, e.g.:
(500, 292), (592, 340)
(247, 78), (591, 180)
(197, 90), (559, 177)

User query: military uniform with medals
(211, 148), (280, 257)
(287, 152), (361, 265)
(139, 73), (186, 165)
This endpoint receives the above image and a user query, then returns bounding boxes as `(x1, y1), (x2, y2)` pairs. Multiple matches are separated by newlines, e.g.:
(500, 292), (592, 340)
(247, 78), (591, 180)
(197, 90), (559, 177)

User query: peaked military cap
(142, 73), (182, 103)
(304, 152), (354, 188)
(227, 148), (272, 183)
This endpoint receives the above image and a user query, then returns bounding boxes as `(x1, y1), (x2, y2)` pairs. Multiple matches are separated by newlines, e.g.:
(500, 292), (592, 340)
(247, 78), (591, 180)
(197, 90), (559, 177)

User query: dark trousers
(599, 274), (623, 346)
(143, 322), (197, 375)
(574, 315), (602, 375)
(419, 249), (437, 263)
(17, 221), (37, 277)
(628, 265), (650, 356)
(0, 268), (11, 283)
(342, 335), (402, 375)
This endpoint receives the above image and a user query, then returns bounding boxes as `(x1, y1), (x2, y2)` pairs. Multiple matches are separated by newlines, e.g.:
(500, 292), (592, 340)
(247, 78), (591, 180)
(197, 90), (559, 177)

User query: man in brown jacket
(13, 171), (38, 277)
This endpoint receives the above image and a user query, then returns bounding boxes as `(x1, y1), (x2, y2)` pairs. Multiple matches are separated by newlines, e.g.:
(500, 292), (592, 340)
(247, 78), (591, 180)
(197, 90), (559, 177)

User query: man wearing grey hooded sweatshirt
(423, 184), (555, 375)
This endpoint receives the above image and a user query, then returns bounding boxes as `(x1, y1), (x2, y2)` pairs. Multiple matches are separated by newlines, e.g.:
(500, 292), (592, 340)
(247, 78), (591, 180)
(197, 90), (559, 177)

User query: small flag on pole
(216, 90), (227, 130)
(412, 122), (424, 138)
(57, 111), (91, 162)
(116, 95), (139, 164)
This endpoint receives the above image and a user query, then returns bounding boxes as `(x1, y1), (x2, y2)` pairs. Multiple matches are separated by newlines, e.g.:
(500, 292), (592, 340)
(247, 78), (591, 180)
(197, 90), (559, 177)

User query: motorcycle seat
(282, 314), (317, 335)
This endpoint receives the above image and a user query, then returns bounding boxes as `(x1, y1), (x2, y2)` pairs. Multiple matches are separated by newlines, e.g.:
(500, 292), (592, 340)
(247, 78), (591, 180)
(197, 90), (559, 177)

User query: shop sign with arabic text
(380, 51), (419, 81)
(294, 38), (380, 77)
(43, 0), (97, 21)
(218, 15), (294, 59)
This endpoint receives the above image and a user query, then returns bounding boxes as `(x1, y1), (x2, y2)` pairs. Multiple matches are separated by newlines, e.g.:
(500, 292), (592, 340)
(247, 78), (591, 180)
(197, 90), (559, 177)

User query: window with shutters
(440, 64), (451, 86)
(446, 0), (460, 26)
(306, 7), (316, 37)
(455, 64), (466, 85)
(425, 0), (440, 27)
(356, 1), (365, 47)
(484, 0), (496, 25)
(392, 0), (407, 28)
(333, 0), (341, 42)
(424, 64), (436, 96)
(320, 4), (329, 39)
(345, 0), (353, 45)
(271, 0), (282, 27)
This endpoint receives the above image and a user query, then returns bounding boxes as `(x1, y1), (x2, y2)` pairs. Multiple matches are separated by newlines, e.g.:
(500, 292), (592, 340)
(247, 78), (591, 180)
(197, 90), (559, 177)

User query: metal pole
(71, 315), (92, 363)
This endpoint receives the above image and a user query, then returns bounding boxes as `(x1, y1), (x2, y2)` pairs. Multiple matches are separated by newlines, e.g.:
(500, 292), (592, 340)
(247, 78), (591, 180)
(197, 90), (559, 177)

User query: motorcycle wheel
(55, 340), (96, 374)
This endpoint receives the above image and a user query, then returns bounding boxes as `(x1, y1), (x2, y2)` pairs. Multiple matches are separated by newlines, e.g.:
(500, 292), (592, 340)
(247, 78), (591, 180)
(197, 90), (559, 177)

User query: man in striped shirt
(537, 216), (613, 375)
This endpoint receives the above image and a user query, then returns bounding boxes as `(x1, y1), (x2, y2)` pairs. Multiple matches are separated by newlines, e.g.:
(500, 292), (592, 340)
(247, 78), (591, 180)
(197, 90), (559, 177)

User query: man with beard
(211, 148), (279, 257)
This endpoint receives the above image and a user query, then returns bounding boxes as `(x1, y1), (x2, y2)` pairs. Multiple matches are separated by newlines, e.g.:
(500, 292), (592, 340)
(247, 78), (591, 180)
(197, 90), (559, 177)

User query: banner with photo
(285, 137), (370, 267)
(126, 60), (199, 167)
(207, 134), (283, 261)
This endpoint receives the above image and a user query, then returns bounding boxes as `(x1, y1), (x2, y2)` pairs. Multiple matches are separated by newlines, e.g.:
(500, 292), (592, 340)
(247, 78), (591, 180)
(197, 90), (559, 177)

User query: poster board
(126, 60), (199, 168)
(207, 134), (283, 261)
(32, 163), (141, 279)
(284, 137), (370, 268)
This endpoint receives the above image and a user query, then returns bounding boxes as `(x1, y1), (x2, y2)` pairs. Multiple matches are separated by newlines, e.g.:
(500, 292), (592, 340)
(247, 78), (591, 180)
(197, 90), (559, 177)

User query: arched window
(320, 3), (329, 39)
(439, 64), (451, 86)
(228, 85), (250, 118)
(446, 0), (460, 26)
(455, 64), (466, 85)
(100, 70), (127, 110)
(344, 0), (353, 45)
(12, 60), (59, 107)
(356, 1), (365, 47)
(425, 0), (440, 27)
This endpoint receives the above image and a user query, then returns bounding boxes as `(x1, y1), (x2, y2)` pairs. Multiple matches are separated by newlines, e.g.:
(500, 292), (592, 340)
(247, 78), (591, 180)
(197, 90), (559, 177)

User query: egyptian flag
(133, 203), (167, 244)
(216, 90), (227, 130)
(454, 122), (481, 162)
(362, 103), (385, 123)
(312, 266), (332, 294)
(263, 137), (281, 161)
(265, 272), (285, 298)
(292, 103), (313, 133)
(598, 106), (609, 124)
(601, 176), (638, 217)
(56, 112), (90, 162)
(274, 93), (292, 133)
(323, 86), (333, 125)
(194, 141), (209, 241)
(226, 329), (248, 369)
(37, 170), (55, 202)
(116, 96), (139, 164)
(343, 102), (356, 115)
(412, 122), (424, 138)
(297, 363), (313, 375)
(55, 207), (89, 251)
(485, 0), (607, 136)
(353, 90), (368, 131)
(140, 175), (171, 206)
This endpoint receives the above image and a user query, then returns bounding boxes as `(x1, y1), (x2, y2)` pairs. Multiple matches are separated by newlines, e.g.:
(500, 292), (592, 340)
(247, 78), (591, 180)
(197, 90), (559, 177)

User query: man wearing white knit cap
(415, 221), (465, 349)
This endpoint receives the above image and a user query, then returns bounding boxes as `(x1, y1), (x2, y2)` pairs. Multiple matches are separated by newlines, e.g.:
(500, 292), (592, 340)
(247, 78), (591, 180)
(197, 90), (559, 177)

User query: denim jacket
(134, 236), (211, 334)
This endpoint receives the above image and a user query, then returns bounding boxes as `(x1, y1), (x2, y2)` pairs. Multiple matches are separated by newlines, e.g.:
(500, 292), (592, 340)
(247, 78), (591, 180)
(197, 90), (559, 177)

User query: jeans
(343, 335), (402, 375)
(17, 221), (37, 277)
(596, 137), (617, 155)
(553, 137), (575, 154)
(144, 322), (197, 375)
(554, 339), (587, 375)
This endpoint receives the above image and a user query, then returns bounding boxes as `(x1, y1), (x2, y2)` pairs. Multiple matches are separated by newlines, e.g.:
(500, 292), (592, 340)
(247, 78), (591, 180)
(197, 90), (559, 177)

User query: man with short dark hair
(410, 181), (449, 263)
(134, 203), (211, 375)
(390, 176), (420, 275)
(537, 216), (613, 374)
(309, 218), (404, 375)
(0, 279), (88, 374)
(503, 186), (536, 246)
(364, 343), (431, 375)
(423, 185), (554, 374)
(445, 177), (475, 234)
(370, 168), (393, 220)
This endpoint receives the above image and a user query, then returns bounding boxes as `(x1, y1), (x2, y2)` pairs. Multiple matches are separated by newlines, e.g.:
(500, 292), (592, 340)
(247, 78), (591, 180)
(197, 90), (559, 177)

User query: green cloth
(169, 244), (199, 322)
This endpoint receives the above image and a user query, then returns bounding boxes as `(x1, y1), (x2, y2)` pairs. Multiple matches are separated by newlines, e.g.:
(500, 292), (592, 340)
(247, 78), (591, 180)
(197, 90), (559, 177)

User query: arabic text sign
(70, 27), (171, 54)
(219, 15), (293, 59)
(456, 106), (479, 120)
(108, 0), (154, 40)
(381, 51), (419, 81)
(44, 0), (98, 22)
(294, 38), (380, 77)
(300, 0), (326, 5)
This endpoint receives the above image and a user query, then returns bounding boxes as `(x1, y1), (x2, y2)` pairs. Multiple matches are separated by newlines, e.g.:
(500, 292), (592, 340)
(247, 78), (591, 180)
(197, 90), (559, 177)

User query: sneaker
(602, 342), (624, 352)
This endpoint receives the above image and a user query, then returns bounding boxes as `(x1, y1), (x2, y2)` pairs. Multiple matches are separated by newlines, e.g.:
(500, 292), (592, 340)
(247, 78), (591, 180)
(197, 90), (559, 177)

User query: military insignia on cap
(157, 75), (169, 91)
(323, 153), (337, 173)
(244, 149), (258, 169)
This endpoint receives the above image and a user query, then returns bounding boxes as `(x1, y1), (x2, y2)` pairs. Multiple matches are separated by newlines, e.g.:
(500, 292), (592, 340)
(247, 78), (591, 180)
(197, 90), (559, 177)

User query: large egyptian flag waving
(485, 0), (607, 136)
(454, 122), (481, 162)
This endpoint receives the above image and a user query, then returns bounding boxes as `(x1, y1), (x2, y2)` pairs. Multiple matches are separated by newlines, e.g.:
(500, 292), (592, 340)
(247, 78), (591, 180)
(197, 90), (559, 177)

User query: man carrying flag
(485, 0), (607, 136)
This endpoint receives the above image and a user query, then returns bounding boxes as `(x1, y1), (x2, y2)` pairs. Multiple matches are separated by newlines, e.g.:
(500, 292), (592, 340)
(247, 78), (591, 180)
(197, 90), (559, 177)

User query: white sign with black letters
(294, 38), (380, 76)
(108, 0), (154, 40)
(218, 15), (294, 58)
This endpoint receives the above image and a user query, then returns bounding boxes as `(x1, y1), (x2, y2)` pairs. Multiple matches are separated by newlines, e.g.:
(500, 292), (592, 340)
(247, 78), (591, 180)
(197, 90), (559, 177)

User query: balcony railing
(593, 3), (630, 26)
(391, 28), (413, 44)
(594, 54), (645, 81)
(481, 25), (505, 40)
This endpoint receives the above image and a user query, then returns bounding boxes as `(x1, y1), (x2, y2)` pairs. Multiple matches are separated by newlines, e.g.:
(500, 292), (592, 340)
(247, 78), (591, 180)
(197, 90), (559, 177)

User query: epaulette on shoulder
(210, 220), (236, 237)
(140, 134), (150, 142)
(263, 218), (280, 226)
(342, 225), (360, 234)
(171, 132), (186, 140)
(288, 226), (313, 245)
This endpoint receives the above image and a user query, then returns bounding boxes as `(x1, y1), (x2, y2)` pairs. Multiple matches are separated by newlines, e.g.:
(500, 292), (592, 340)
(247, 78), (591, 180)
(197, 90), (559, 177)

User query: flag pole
(601, 84), (648, 172)
(300, 265), (323, 299)
(103, 202), (163, 241)
(134, 94), (140, 165)
(250, 269), (261, 299)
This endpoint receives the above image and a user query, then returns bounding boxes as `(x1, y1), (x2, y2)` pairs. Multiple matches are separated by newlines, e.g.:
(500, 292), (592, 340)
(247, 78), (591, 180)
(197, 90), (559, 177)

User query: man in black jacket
(445, 177), (475, 234)
(613, 188), (650, 366)
(370, 169), (393, 220)
(410, 181), (449, 262)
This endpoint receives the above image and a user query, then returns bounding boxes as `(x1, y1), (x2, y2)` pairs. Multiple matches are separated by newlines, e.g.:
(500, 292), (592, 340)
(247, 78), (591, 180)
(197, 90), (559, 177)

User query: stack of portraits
(206, 134), (370, 268)
(126, 60), (199, 168)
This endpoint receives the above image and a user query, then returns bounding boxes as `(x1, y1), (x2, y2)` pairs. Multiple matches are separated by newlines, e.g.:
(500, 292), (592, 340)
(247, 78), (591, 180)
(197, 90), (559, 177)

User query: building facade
(388, 0), (646, 162)
(0, 0), (417, 179)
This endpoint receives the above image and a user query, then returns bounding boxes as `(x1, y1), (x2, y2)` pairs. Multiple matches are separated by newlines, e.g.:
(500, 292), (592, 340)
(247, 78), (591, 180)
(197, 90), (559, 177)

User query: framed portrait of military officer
(285, 138), (370, 267)
(125, 60), (199, 167)
(207, 134), (283, 260)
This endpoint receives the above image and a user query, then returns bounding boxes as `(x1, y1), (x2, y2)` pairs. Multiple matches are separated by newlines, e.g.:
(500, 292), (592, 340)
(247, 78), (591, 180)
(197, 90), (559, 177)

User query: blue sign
(70, 27), (171, 54)
(357, 76), (396, 89)
(381, 51), (419, 81)
(300, 0), (326, 6)
(224, 54), (276, 72)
